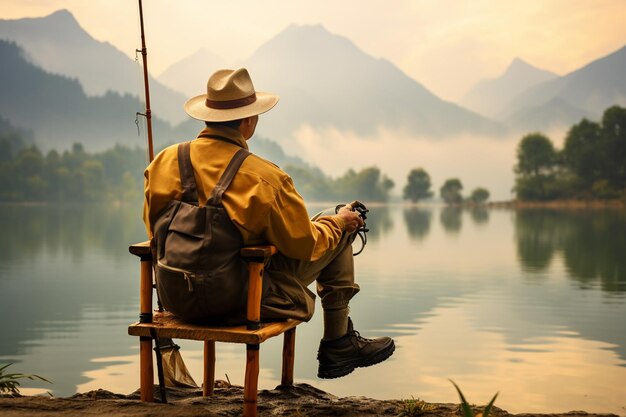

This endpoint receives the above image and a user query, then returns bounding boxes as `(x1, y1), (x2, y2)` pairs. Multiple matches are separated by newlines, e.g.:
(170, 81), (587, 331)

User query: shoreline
(486, 199), (625, 210)
(0, 385), (622, 417)
(1, 198), (624, 209)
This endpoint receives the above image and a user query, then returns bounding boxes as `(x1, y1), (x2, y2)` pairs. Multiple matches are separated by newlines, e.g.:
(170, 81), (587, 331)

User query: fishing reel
(335, 201), (369, 256)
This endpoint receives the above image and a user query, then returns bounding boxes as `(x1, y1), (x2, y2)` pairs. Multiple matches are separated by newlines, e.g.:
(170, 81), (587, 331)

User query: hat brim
(184, 91), (279, 122)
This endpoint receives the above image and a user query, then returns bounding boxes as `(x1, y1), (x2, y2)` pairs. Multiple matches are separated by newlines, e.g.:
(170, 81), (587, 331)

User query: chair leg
(243, 344), (260, 417)
(139, 336), (154, 402)
(281, 327), (296, 386)
(203, 341), (216, 396)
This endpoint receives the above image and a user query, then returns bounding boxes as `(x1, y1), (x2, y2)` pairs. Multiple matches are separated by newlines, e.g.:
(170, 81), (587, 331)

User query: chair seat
(128, 311), (301, 344)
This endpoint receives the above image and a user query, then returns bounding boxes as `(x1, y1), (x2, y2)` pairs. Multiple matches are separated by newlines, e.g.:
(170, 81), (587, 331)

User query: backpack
(152, 141), (251, 324)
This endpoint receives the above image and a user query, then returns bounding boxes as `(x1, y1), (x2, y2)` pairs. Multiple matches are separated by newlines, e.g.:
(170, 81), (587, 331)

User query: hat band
(205, 93), (257, 109)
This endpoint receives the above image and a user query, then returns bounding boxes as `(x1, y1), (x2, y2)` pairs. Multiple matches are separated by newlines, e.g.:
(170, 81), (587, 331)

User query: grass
(0, 363), (51, 395)
(398, 396), (436, 416)
(398, 380), (499, 417)
(450, 379), (499, 417)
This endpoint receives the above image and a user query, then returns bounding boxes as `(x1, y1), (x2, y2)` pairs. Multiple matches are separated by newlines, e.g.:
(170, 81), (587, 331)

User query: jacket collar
(196, 125), (249, 150)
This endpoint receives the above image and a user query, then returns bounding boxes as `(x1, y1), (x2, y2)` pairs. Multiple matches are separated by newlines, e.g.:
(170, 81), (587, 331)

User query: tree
(335, 166), (394, 202)
(403, 168), (433, 203)
(600, 106), (626, 187)
(514, 133), (563, 201)
(469, 187), (490, 204)
(562, 119), (602, 187)
(80, 160), (105, 201)
(515, 133), (557, 176)
(440, 178), (463, 204)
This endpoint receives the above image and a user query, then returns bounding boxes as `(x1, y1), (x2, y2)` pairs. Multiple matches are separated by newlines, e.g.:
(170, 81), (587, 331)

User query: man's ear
(240, 115), (259, 139)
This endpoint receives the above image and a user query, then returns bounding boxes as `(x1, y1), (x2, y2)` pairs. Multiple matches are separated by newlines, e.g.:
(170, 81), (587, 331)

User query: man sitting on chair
(143, 68), (395, 379)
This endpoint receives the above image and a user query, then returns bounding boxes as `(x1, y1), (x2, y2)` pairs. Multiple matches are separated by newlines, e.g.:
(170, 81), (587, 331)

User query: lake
(0, 204), (625, 415)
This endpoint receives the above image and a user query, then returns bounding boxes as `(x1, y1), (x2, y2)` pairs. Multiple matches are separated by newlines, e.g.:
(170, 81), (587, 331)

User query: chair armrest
(129, 241), (152, 260)
(241, 245), (277, 263)
(129, 240), (154, 322)
(242, 245), (276, 330)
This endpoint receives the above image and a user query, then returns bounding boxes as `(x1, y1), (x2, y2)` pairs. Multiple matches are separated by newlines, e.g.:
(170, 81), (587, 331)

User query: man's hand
(337, 203), (365, 233)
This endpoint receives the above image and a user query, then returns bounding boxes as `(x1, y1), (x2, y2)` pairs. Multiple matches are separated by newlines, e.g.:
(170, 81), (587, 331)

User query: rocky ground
(0, 383), (620, 417)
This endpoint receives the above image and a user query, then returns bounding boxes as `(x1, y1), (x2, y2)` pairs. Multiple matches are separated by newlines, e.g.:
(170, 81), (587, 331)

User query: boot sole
(317, 341), (395, 379)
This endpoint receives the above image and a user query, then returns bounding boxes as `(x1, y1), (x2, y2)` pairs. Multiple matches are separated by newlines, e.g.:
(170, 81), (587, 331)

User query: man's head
(184, 68), (278, 124)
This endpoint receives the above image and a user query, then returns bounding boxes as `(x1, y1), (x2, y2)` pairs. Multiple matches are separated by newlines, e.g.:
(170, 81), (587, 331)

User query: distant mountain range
(162, 24), (504, 141)
(0, 39), (308, 172)
(0, 40), (186, 151)
(0, 10), (187, 125)
(463, 47), (626, 132)
(461, 58), (558, 119)
(1, 9), (625, 147)
(501, 46), (626, 130)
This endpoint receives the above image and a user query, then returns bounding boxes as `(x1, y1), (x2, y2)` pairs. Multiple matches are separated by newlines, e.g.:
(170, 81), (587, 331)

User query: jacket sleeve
(264, 177), (346, 261)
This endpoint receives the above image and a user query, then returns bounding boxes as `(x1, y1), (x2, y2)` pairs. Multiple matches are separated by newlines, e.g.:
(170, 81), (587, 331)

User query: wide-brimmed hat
(184, 68), (279, 122)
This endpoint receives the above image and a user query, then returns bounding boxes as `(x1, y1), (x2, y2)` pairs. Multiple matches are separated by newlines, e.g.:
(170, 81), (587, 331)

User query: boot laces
(350, 329), (374, 342)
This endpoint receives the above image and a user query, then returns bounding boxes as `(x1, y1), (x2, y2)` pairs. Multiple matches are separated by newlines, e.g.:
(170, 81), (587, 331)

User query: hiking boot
(317, 318), (395, 379)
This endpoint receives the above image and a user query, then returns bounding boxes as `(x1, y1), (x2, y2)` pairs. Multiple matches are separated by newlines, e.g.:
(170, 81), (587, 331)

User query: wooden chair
(127, 241), (301, 417)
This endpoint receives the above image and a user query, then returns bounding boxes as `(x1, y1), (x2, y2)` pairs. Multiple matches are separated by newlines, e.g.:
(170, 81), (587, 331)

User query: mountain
(461, 58), (557, 119)
(0, 10), (187, 125)
(162, 24), (503, 141)
(0, 40), (185, 151)
(502, 45), (626, 129)
(505, 97), (589, 132)
(158, 48), (226, 97)
(249, 24), (503, 140)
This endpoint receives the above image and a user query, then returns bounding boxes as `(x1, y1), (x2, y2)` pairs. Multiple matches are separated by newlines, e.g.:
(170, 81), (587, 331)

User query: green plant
(449, 379), (498, 417)
(0, 363), (51, 395)
(398, 396), (435, 416)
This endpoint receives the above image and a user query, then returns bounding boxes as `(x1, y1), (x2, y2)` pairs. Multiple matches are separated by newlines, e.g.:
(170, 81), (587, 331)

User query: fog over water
(288, 126), (516, 201)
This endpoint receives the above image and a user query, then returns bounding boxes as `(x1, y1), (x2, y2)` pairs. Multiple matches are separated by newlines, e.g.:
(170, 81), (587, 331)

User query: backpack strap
(207, 148), (251, 206)
(177, 141), (199, 204)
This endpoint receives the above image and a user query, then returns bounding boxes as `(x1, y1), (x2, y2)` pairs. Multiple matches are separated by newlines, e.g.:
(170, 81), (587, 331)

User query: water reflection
(0, 204), (145, 263)
(1, 204), (625, 415)
(0, 204), (146, 394)
(469, 206), (489, 225)
(440, 206), (462, 234)
(403, 208), (432, 241)
(515, 209), (626, 293)
(363, 205), (393, 240)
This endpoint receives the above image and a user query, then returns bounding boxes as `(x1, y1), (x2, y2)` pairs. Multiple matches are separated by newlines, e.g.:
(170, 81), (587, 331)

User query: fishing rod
(136, 0), (154, 162)
(136, 1), (165, 403)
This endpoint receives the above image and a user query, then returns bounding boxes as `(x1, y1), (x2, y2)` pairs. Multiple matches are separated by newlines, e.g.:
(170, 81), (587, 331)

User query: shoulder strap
(207, 148), (251, 206)
(177, 141), (198, 203)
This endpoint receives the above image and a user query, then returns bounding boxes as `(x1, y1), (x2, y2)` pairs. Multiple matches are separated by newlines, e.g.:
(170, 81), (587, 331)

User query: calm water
(0, 204), (625, 415)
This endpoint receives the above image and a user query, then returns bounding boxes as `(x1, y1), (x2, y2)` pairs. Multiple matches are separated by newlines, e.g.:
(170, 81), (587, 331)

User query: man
(143, 68), (394, 378)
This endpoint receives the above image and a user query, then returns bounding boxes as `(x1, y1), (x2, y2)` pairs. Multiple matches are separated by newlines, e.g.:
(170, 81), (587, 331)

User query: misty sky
(2, 0), (625, 102)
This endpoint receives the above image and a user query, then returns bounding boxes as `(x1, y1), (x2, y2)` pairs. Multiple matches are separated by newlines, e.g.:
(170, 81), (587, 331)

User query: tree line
(0, 130), (398, 204)
(9, 105), (623, 205)
(286, 164), (395, 202)
(0, 124), (490, 205)
(514, 105), (626, 201)
(0, 135), (146, 203)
